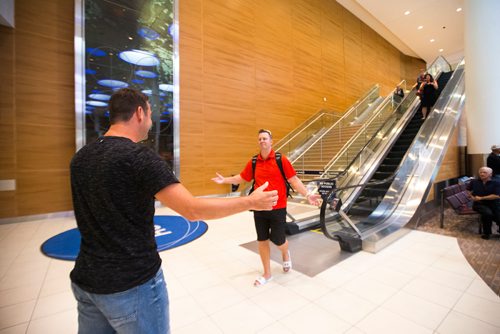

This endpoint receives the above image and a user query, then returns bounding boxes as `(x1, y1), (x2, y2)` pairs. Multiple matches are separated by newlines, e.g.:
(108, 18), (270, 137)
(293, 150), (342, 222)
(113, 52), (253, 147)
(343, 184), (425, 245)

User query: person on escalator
(211, 129), (321, 286)
(418, 73), (438, 119)
(413, 69), (426, 93)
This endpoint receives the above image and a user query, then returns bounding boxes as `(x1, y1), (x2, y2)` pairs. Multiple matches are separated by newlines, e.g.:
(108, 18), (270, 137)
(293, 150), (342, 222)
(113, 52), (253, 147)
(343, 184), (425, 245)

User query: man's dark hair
(108, 88), (149, 124)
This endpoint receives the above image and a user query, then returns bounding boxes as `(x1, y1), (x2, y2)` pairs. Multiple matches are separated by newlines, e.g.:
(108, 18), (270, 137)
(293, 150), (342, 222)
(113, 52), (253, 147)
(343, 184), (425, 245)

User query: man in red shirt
(212, 129), (321, 286)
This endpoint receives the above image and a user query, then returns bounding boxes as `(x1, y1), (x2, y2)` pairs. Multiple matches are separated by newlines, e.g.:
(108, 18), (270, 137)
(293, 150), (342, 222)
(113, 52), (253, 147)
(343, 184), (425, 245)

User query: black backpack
(248, 152), (294, 198)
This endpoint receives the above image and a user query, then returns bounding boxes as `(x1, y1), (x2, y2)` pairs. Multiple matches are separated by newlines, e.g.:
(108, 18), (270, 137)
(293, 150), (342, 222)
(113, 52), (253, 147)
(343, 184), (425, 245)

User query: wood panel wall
(179, 0), (426, 195)
(0, 0), (434, 218)
(0, 0), (75, 218)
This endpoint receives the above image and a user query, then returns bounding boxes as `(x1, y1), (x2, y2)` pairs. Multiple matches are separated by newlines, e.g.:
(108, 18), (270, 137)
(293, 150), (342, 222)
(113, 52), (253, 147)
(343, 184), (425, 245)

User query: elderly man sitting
(467, 167), (500, 239)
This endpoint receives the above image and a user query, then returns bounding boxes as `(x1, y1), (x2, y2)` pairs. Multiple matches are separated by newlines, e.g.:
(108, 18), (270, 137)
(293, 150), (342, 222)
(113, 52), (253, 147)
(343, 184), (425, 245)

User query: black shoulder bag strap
(275, 152), (294, 198)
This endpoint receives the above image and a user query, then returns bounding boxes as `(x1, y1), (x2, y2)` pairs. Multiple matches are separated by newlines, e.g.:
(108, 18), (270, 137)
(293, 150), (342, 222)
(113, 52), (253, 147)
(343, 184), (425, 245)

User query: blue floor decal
(41, 215), (208, 261)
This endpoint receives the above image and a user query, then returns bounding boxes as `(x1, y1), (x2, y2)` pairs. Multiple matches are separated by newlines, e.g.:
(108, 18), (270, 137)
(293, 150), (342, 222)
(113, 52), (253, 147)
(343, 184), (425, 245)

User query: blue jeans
(71, 268), (169, 334)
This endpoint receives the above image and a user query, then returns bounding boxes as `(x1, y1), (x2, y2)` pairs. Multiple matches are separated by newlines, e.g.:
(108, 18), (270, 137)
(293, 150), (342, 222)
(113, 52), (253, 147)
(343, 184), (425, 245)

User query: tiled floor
(0, 207), (499, 333)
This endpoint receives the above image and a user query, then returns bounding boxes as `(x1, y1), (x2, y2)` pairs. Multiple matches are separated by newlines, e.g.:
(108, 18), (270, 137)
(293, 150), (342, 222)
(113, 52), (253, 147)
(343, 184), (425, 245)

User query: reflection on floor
(0, 207), (499, 333)
(240, 229), (352, 277)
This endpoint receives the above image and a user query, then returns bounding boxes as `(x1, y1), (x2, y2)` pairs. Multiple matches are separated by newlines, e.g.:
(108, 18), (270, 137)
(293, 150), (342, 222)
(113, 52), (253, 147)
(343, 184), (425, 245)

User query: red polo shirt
(240, 150), (296, 209)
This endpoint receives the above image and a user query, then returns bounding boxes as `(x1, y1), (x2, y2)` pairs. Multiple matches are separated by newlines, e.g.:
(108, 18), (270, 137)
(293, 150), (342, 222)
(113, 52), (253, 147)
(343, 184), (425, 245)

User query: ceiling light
(439, 49), (444, 52)
(417, 25), (423, 30)
(404, 10), (410, 15)
(456, 8), (462, 12)
(430, 39), (435, 43)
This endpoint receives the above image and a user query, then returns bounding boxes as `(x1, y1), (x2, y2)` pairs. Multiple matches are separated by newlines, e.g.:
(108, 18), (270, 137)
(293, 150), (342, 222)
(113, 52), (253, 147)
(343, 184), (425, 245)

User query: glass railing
(332, 88), (419, 205)
(276, 84), (380, 161)
(426, 56), (452, 78)
(320, 80), (407, 177)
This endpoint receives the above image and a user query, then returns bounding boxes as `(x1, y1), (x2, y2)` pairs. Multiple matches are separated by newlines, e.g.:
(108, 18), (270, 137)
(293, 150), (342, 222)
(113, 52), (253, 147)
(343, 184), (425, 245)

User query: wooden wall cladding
(0, 0), (431, 218)
(426, 122), (461, 202)
(179, 0), (425, 195)
(0, 0), (75, 218)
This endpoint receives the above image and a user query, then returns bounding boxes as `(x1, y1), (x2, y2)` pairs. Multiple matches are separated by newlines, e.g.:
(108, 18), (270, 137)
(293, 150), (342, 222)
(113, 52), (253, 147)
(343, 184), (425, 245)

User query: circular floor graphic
(41, 215), (208, 260)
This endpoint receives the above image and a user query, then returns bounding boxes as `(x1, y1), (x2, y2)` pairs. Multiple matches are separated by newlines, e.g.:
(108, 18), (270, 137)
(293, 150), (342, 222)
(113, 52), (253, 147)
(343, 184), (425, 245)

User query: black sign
(318, 179), (336, 199)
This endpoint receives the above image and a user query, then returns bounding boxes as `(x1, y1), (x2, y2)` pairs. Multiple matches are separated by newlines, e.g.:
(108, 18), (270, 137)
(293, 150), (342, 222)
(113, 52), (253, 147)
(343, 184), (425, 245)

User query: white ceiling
(337, 0), (464, 66)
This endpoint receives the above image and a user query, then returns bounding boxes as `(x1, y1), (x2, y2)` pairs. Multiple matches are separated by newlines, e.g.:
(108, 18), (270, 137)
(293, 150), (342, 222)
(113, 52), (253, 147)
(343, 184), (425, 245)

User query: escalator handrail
(321, 80), (409, 176)
(323, 62), (465, 242)
(275, 85), (379, 153)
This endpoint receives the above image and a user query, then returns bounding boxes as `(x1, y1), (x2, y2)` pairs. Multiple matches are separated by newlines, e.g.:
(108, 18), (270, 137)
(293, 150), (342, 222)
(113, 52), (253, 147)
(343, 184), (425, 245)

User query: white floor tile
(31, 291), (75, 320)
(0, 323), (28, 334)
(169, 295), (207, 330)
(465, 278), (500, 303)
(26, 309), (77, 334)
(250, 284), (310, 320)
(361, 265), (414, 290)
(431, 253), (478, 278)
(382, 291), (450, 330)
(0, 284), (40, 308)
(210, 299), (274, 333)
(436, 310), (499, 334)
(453, 293), (500, 327)
(191, 282), (246, 315)
(344, 327), (367, 334)
(282, 275), (331, 301)
(174, 316), (223, 334)
(341, 274), (399, 305)
(402, 277), (464, 308)
(357, 308), (433, 334)
(0, 300), (36, 330)
(38, 276), (71, 298)
(279, 303), (351, 334)
(256, 321), (293, 334)
(315, 288), (377, 324)
(315, 265), (357, 290)
(418, 266), (474, 292)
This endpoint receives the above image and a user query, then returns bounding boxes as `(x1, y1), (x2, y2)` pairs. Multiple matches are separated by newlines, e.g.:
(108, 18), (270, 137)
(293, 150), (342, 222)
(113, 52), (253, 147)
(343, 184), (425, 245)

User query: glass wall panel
(80, 0), (175, 167)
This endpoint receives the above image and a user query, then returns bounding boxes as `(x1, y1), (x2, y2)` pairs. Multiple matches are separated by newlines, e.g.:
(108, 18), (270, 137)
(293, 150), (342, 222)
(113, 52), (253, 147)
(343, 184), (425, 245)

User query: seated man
(467, 167), (500, 239)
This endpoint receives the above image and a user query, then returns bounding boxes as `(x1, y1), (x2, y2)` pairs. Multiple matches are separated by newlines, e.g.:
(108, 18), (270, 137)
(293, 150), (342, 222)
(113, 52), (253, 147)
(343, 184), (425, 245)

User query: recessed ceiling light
(456, 7), (462, 12)
(439, 49), (444, 52)
(404, 10), (410, 15)
(430, 39), (435, 43)
(417, 25), (423, 30)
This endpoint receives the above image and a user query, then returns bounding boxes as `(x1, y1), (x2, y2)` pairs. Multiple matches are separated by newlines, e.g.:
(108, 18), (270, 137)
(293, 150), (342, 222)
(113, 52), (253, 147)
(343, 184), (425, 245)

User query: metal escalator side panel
(335, 93), (422, 211)
(361, 63), (465, 251)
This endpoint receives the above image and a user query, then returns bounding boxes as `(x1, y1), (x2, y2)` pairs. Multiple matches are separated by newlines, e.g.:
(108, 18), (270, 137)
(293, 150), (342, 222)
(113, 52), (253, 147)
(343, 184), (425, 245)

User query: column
(464, 0), (500, 175)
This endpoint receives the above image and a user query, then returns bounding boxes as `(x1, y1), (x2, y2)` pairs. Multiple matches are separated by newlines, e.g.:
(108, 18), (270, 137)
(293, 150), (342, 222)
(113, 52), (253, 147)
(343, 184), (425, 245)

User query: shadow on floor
(240, 229), (352, 277)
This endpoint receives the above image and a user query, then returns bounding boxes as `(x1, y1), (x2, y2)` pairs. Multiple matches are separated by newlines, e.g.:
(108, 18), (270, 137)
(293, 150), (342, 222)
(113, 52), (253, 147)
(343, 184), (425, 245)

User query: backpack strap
(275, 152), (294, 198)
(249, 152), (294, 198)
(248, 155), (258, 195)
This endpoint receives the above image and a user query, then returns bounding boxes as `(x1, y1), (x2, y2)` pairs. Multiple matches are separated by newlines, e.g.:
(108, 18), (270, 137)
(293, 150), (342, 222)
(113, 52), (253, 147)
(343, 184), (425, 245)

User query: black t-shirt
(466, 179), (500, 198)
(69, 136), (179, 294)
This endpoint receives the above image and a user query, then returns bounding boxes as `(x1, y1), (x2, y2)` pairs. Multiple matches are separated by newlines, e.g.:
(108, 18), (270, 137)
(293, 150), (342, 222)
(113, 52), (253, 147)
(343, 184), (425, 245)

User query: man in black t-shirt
(70, 88), (278, 334)
(466, 167), (500, 240)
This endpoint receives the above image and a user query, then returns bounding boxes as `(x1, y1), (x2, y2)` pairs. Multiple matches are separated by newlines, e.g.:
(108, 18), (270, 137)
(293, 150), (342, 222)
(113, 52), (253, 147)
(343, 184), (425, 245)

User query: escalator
(285, 81), (410, 234)
(319, 58), (465, 253)
(348, 70), (454, 219)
